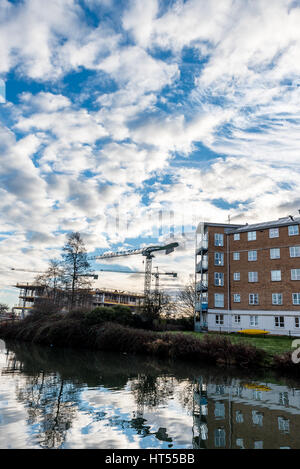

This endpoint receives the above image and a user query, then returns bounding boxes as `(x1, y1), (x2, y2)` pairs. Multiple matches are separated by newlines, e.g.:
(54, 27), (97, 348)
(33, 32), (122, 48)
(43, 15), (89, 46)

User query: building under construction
(12, 283), (144, 318)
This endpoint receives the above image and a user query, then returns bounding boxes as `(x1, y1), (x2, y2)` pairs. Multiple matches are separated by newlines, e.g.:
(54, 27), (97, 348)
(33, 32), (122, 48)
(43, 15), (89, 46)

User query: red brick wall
(205, 224), (300, 311)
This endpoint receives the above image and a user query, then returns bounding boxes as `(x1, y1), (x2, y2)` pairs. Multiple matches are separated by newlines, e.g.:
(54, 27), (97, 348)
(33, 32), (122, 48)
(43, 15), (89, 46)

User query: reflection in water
(0, 340), (300, 449)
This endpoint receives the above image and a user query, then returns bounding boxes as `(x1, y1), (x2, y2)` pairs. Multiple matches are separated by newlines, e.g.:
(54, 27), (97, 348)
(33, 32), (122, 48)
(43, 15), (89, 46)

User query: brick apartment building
(195, 215), (300, 336)
(192, 376), (300, 449)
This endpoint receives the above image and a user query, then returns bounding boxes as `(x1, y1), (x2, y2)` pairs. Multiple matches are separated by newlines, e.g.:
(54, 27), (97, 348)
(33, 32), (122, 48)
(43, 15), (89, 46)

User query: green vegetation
(0, 306), (299, 375)
(166, 331), (294, 359)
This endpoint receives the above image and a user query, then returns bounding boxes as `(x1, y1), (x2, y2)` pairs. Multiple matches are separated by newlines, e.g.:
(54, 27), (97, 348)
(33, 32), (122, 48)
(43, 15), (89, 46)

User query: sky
(1, 0), (300, 307)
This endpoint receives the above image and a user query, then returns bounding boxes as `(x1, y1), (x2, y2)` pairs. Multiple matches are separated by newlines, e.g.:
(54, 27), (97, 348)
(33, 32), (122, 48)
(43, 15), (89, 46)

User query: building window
(249, 294), (259, 305)
(295, 317), (299, 328)
(233, 252), (240, 260)
(235, 411), (244, 423)
(214, 402), (225, 419)
(215, 314), (224, 324)
(272, 293), (283, 305)
(269, 228), (279, 238)
(248, 250), (257, 261)
(252, 410), (263, 426)
(234, 314), (241, 323)
(214, 428), (226, 448)
(214, 233), (224, 247)
(233, 294), (241, 303)
(248, 231), (257, 241)
(291, 269), (300, 280)
(271, 270), (281, 281)
(290, 246), (300, 258)
(288, 225), (299, 236)
(254, 441), (263, 449)
(233, 233), (240, 240)
(248, 271), (258, 282)
(250, 316), (258, 326)
(236, 438), (244, 449)
(215, 294), (224, 308)
(275, 316), (285, 328)
(270, 248), (280, 259)
(292, 293), (300, 305)
(278, 417), (290, 434)
(233, 272), (240, 281)
(250, 315), (259, 326)
(214, 252), (224, 266)
(214, 272), (224, 286)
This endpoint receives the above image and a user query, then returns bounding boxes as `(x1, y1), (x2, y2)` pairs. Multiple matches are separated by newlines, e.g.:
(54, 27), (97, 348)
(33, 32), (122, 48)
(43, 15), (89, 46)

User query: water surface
(0, 339), (300, 449)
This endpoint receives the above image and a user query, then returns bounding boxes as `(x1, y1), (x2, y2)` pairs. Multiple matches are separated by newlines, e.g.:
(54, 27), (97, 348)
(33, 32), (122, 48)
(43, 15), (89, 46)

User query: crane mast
(89, 242), (179, 303)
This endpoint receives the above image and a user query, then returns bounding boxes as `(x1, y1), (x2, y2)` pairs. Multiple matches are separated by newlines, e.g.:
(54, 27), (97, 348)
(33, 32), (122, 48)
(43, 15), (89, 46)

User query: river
(0, 338), (300, 449)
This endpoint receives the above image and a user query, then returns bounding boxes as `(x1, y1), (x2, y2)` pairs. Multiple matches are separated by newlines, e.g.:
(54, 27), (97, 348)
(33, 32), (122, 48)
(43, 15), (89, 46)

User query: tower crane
(88, 242), (179, 302)
(9, 268), (99, 279)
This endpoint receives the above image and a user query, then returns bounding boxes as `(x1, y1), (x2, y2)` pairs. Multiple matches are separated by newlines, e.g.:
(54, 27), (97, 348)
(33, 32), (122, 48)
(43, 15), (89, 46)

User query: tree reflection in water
(2, 339), (300, 449)
(1, 341), (195, 448)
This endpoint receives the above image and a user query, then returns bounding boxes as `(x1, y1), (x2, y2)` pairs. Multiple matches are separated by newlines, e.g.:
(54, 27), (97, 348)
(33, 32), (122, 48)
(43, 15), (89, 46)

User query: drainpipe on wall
(226, 232), (231, 334)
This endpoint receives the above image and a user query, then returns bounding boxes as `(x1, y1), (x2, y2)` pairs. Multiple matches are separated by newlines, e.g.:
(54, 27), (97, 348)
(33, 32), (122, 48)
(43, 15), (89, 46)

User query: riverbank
(0, 309), (299, 374)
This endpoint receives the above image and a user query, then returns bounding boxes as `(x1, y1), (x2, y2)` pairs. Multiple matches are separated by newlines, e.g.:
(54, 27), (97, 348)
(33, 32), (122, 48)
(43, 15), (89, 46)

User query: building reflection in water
(192, 377), (300, 449)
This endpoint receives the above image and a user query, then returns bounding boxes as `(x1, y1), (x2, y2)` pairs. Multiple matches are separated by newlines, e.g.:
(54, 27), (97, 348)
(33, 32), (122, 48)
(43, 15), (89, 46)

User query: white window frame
(214, 252), (224, 266)
(270, 248), (280, 259)
(215, 314), (224, 325)
(214, 233), (224, 247)
(269, 228), (279, 238)
(288, 225), (299, 236)
(233, 272), (240, 281)
(252, 410), (263, 426)
(250, 315), (259, 326)
(292, 293), (300, 305)
(234, 314), (241, 323)
(275, 316), (285, 328)
(272, 293), (283, 305)
(233, 233), (240, 240)
(248, 250), (257, 261)
(290, 246), (300, 258)
(233, 294), (241, 303)
(295, 317), (300, 328)
(249, 294), (259, 305)
(278, 417), (290, 433)
(271, 270), (281, 282)
(291, 269), (300, 280)
(214, 272), (224, 286)
(233, 252), (240, 260)
(214, 293), (224, 308)
(248, 231), (257, 241)
(248, 271), (258, 282)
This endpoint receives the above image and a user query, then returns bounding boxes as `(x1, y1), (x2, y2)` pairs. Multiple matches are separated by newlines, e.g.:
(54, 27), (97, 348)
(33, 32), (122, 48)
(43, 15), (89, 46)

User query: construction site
(8, 241), (180, 319)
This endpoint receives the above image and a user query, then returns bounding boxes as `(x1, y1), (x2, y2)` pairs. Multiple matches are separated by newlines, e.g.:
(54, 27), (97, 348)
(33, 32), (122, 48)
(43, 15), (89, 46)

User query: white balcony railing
(197, 239), (208, 252)
(196, 281), (208, 292)
(196, 258), (208, 271)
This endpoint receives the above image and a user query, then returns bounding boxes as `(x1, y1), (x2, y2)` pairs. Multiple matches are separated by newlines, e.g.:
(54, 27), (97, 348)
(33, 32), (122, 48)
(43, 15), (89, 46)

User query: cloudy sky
(1, 0), (300, 306)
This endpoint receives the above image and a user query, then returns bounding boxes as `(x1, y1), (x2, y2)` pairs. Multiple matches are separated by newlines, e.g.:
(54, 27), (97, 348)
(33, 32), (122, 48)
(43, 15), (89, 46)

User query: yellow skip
(237, 329), (270, 335)
(243, 383), (271, 392)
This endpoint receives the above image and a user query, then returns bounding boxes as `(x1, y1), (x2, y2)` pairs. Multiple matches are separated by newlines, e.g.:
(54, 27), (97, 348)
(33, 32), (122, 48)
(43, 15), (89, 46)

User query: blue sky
(1, 0), (300, 306)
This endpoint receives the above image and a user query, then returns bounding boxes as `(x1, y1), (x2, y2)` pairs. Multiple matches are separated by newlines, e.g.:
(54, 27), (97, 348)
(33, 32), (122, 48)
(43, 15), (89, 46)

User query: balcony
(195, 301), (208, 311)
(196, 239), (208, 255)
(196, 257), (208, 272)
(196, 281), (208, 292)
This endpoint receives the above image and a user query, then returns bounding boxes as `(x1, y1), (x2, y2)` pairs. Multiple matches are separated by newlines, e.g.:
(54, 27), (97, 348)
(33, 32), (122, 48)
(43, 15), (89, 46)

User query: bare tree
(175, 281), (195, 317)
(0, 303), (9, 315)
(35, 260), (66, 303)
(61, 232), (93, 308)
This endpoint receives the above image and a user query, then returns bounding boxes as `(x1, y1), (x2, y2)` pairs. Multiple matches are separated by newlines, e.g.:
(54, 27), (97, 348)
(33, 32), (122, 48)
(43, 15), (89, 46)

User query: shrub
(84, 305), (135, 327)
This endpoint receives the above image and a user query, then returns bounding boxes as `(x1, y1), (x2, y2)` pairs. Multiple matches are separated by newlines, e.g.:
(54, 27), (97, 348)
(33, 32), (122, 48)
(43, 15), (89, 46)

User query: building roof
(225, 216), (300, 234)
